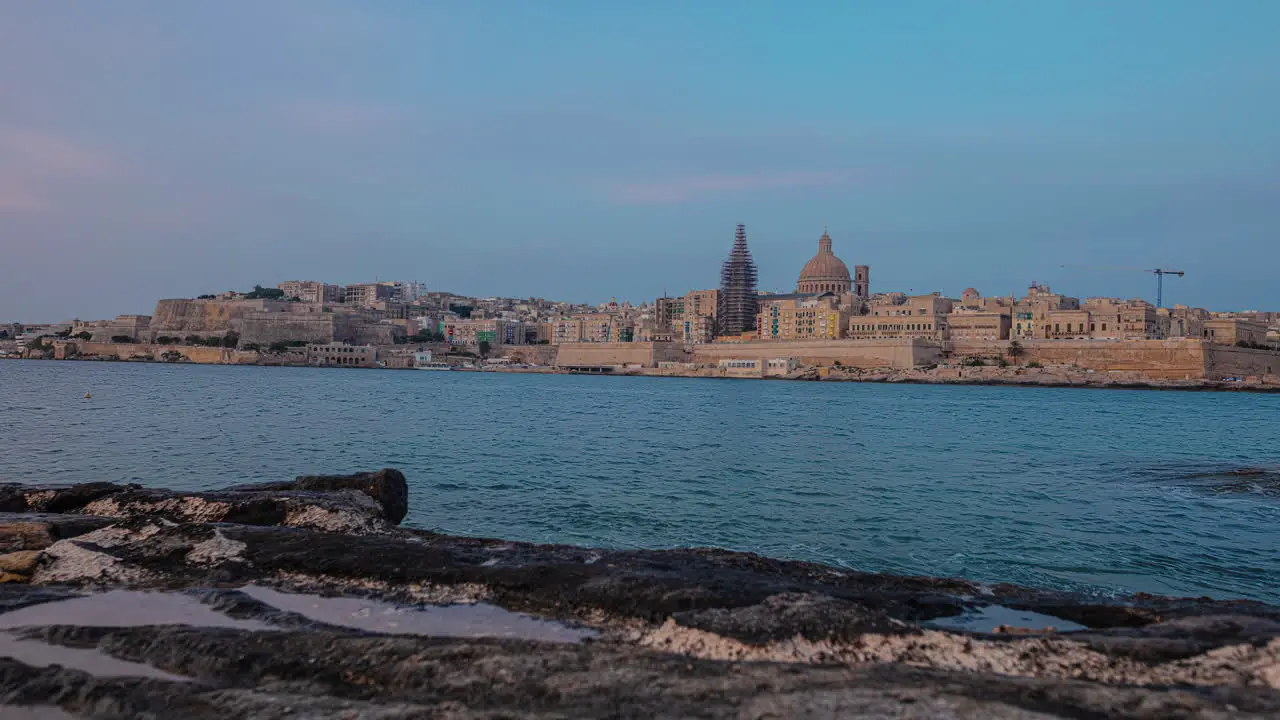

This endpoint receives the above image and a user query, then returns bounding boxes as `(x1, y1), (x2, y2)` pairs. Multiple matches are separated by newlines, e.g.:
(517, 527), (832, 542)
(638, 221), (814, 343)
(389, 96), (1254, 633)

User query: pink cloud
(609, 170), (851, 205)
(0, 128), (121, 214)
(0, 182), (48, 214)
(0, 128), (114, 177)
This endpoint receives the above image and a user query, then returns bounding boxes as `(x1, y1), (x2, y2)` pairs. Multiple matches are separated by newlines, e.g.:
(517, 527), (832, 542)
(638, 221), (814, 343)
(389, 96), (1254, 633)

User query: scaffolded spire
(717, 224), (759, 335)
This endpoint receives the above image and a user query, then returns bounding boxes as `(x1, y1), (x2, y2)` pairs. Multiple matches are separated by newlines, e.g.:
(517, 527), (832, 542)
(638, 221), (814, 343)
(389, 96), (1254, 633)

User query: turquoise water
(3, 360), (1278, 602)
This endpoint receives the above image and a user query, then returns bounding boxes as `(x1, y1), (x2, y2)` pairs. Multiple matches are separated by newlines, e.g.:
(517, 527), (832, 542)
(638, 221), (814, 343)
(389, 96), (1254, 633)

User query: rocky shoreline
(1, 470), (1278, 718)
(465, 363), (1280, 393)
(11, 354), (1280, 394)
(813, 371), (1280, 393)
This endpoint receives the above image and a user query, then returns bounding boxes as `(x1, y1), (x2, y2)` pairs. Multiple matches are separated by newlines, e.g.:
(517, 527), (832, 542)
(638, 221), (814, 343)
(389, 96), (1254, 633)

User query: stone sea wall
(1204, 343), (1280, 379)
(52, 341), (263, 365)
(555, 341), (691, 367)
(950, 339), (1208, 379)
(949, 339), (1280, 381)
(693, 338), (939, 369)
(32, 332), (1280, 384)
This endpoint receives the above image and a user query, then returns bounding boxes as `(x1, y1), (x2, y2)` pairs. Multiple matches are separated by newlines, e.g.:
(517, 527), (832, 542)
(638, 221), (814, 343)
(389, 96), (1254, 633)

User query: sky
(2, 0), (1278, 322)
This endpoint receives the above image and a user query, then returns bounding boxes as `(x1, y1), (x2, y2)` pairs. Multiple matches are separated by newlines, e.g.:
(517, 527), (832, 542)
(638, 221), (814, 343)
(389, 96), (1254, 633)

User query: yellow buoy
(83, 392), (91, 399)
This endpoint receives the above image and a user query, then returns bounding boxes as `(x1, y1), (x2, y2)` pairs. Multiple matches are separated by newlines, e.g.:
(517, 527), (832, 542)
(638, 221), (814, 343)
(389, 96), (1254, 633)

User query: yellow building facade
(757, 298), (846, 341)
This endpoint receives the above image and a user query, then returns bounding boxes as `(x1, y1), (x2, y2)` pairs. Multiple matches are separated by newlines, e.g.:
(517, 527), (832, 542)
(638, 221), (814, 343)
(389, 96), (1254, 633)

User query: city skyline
(4, 1), (1279, 322)
(6, 230), (1276, 325)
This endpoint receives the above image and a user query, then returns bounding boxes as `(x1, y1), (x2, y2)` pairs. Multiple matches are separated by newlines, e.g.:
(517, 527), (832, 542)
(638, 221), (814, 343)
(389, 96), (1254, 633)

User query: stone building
(578, 313), (619, 343)
(656, 289), (719, 344)
(307, 343), (377, 368)
(718, 357), (800, 378)
(73, 315), (152, 343)
(441, 319), (524, 346)
(795, 229), (869, 300)
(956, 288), (1013, 313)
(853, 265), (870, 300)
(1165, 305), (1211, 339)
(342, 283), (396, 307)
(1076, 298), (1169, 340)
(1045, 309), (1094, 339)
(278, 281), (339, 304)
(526, 323), (551, 344)
(947, 311), (1010, 341)
(796, 230), (851, 295)
(1203, 318), (1271, 346)
(849, 294), (952, 341)
(756, 296), (846, 341)
(1013, 284), (1080, 339)
(550, 318), (583, 345)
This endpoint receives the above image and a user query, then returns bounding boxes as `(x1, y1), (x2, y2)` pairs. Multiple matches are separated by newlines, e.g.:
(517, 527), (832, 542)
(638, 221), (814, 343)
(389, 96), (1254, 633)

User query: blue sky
(2, 0), (1278, 321)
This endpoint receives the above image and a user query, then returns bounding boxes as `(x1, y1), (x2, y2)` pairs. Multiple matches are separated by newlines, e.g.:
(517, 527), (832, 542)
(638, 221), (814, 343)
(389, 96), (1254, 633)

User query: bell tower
(853, 265), (870, 299)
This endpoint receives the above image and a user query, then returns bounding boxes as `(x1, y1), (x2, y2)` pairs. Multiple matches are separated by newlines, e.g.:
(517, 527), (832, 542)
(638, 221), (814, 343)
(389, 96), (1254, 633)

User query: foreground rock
(0, 472), (1277, 718)
(0, 471), (405, 536)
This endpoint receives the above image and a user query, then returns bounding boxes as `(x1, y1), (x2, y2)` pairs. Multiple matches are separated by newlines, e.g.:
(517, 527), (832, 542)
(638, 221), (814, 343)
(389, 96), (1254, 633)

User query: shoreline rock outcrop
(0, 470), (1278, 718)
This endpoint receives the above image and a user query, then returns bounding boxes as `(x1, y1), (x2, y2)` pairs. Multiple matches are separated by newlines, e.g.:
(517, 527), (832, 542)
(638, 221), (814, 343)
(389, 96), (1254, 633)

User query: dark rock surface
(1180, 467), (1280, 497)
(5, 630), (1279, 720)
(226, 468), (409, 524)
(0, 469), (408, 536)
(0, 472), (1277, 718)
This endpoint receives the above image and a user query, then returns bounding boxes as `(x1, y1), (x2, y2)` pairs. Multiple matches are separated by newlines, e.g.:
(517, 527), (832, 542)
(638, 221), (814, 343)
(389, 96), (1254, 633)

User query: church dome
(797, 230), (851, 295)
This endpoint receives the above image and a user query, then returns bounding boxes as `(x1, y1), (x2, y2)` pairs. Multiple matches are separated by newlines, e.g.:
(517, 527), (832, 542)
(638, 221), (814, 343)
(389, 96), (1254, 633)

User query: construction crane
(1149, 269), (1185, 309)
(1058, 264), (1185, 308)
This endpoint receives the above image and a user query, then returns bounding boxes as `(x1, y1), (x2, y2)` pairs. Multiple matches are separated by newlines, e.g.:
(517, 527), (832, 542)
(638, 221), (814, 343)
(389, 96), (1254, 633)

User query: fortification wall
(500, 344), (559, 366)
(234, 313), (340, 346)
(151, 299), (268, 337)
(56, 341), (261, 365)
(947, 339), (1210, 379)
(693, 339), (936, 369)
(87, 327), (142, 343)
(149, 299), (316, 339)
(1204, 344), (1280, 379)
(556, 342), (690, 367)
(348, 322), (403, 346)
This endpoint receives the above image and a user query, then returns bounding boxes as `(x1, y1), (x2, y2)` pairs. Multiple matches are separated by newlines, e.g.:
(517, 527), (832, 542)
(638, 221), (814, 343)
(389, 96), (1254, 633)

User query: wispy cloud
(0, 128), (120, 214)
(275, 100), (404, 136)
(608, 170), (851, 205)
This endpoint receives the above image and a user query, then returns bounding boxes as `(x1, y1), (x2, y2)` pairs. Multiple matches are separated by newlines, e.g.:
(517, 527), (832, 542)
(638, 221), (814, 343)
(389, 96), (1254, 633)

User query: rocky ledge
(0, 471), (1277, 719)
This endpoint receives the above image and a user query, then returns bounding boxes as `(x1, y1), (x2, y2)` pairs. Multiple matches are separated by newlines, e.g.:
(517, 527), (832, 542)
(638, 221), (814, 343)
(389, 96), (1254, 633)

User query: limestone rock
(0, 513), (116, 551)
(0, 550), (43, 575)
(0, 482), (396, 536)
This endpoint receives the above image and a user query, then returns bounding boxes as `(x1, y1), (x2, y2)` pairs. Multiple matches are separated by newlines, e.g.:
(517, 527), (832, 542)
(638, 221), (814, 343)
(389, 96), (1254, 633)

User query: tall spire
(717, 224), (759, 335)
